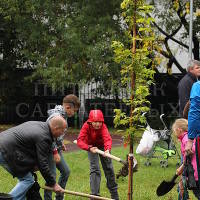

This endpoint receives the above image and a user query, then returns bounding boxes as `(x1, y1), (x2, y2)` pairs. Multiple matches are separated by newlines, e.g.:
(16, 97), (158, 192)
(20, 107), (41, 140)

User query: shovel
(42, 186), (113, 200)
(73, 140), (128, 164)
(73, 140), (138, 178)
(156, 164), (184, 196)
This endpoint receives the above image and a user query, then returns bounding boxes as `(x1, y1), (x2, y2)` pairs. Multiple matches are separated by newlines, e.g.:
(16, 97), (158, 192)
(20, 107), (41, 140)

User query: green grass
(0, 145), (196, 200)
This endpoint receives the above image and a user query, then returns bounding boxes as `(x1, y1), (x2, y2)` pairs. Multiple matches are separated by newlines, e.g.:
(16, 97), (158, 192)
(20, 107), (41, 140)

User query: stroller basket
(136, 114), (180, 168)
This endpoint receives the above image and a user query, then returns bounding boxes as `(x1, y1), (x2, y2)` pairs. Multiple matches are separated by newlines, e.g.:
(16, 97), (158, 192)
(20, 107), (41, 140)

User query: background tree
(149, 0), (200, 73)
(0, 1), (124, 92)
(1, 0), (199, 94)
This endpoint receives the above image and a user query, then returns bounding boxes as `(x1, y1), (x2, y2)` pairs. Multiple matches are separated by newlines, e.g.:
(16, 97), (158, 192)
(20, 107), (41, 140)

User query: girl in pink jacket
(77, 110), (119, 200)
(172, 118), (200, 199)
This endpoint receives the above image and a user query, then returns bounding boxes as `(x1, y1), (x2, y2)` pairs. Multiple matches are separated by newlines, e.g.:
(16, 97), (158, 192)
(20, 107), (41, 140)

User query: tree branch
(148, 14), (188, 49)
(171, 0), (199, 59)
(164, 37), (186, 73)
(172, 0), (189, 33)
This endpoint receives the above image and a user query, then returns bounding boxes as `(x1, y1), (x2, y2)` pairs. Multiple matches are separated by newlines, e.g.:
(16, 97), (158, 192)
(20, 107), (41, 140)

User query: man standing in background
(178, 60), (200, 117)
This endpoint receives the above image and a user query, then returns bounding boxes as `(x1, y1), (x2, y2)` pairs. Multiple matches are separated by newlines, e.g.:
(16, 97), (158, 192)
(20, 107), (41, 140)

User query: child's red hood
(87, 110), (104, 123)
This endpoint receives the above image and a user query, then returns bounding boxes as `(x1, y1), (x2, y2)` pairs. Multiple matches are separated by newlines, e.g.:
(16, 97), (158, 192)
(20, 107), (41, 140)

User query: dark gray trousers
(88, 150), (119, 200)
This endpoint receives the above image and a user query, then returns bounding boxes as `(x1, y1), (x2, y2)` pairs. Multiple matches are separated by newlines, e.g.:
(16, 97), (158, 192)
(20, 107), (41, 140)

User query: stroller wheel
(176, 162), (180, 167)
(144, 161), (151, 166)
(160, 160), (168, 168)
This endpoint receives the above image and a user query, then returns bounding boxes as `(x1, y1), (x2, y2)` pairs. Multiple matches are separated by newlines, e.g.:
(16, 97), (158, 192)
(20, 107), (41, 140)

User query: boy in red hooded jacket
(77, 110), (119, 200)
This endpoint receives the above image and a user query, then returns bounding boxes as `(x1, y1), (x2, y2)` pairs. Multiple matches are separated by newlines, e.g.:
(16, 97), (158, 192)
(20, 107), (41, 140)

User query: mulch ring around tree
(63, 134), (124, 153)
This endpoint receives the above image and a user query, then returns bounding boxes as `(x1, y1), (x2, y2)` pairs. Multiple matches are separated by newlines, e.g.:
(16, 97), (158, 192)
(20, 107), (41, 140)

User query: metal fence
(0, 73), (184, 128)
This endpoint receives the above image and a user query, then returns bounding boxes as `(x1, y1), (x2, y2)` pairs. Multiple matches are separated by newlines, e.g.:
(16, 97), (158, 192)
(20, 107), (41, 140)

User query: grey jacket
(47, 105), (68, 151)
(0, 121), (56, 186)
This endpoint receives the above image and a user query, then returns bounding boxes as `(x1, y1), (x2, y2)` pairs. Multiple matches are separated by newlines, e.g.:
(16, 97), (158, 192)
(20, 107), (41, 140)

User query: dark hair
(63, 94), (80, 109)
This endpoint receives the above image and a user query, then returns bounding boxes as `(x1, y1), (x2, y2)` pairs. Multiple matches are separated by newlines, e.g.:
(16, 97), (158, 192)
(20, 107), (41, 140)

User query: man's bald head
(49, 115), (67, 138)
(49, 115), (66, 128)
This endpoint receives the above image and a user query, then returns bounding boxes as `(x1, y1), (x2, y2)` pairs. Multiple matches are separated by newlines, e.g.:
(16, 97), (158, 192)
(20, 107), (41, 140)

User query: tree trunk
(128, 0), (137, 199)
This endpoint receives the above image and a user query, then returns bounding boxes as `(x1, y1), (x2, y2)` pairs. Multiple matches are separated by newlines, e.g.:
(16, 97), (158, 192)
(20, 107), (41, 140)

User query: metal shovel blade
(156, 174), (178, 196)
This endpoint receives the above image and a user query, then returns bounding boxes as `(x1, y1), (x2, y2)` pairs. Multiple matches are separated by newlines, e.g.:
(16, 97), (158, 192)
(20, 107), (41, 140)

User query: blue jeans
(44, 151), (70, 200)
(0, 151), (34, 200)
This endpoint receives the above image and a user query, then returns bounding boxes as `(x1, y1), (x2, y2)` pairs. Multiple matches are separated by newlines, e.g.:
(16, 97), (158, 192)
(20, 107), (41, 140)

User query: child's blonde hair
(172, 118), (188, 135)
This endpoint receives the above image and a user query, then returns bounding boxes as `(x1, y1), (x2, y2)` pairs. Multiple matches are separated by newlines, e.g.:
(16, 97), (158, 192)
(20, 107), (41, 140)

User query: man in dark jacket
(178, 60), (200, 117)
(0, 115), (67, 200)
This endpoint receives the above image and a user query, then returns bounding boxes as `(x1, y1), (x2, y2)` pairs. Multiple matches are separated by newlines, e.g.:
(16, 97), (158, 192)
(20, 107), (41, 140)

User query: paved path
(63, 134), (124, 152)
(0, 127), (124, 152)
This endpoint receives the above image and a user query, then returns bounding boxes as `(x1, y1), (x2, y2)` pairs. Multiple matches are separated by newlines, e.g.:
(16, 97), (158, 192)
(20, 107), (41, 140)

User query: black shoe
(111, 192), (119, 200)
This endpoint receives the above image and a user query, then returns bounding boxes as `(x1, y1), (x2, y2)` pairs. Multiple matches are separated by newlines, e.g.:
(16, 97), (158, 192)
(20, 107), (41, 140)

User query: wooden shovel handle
(95, 149), (122, 162)
(42, 186), (113, 200)
(73, 140), (126, 164)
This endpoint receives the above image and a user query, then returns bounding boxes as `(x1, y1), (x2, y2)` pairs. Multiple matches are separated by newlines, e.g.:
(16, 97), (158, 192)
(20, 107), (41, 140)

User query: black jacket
(0, 121), (56, 186)
(178, 72), (197, 116)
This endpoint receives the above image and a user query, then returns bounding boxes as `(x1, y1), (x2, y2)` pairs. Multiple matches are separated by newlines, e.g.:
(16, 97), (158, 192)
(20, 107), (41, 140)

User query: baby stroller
(136, 114), (181, 168)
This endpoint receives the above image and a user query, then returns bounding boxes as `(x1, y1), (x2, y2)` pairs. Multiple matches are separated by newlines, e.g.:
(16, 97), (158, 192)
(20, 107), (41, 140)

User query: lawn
(0, 144), (196, 200)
